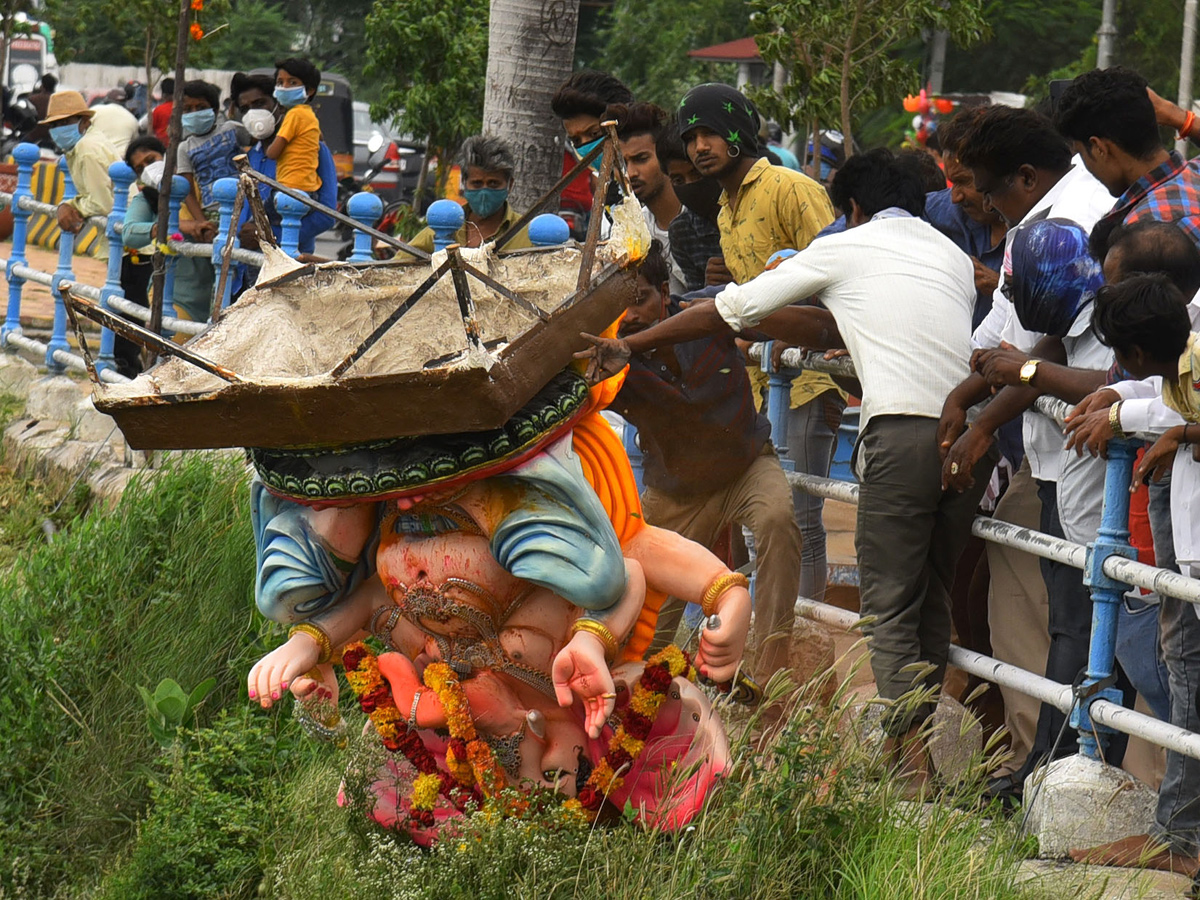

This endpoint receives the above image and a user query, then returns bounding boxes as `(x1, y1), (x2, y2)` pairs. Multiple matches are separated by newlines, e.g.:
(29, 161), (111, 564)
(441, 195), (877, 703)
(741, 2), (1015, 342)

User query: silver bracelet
(409, 689), (424, 729)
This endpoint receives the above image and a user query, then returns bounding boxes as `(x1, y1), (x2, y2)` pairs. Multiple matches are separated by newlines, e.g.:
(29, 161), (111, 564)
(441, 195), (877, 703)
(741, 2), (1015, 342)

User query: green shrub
(94, 709), (313, 900)
(267, 675), (1042, 900)
(0, 453), (264, 894)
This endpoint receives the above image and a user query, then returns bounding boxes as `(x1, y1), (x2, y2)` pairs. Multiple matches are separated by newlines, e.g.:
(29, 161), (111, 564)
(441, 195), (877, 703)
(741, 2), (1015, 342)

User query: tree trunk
(0, 1), (16, 89)
(839, 0), (865, 160)
(482, 0), (580, 211)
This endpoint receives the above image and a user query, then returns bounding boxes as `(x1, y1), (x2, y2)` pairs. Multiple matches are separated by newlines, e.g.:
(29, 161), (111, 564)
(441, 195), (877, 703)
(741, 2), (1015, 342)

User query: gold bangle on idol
(289, 622), (333, 665)
(571, 617), (619, 662)
(701, 571), (750, 617)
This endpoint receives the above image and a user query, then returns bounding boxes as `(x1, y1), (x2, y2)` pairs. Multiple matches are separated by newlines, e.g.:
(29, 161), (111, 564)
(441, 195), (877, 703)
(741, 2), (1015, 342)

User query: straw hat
(38, 91), (95, 125)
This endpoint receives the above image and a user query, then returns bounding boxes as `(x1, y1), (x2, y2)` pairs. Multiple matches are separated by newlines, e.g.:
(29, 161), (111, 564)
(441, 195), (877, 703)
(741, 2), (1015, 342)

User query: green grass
(263, 675), (1051, 900)
(0, 452), (272, 894)
(0, 393), (91, 569)
(0, 447), (1068, 899)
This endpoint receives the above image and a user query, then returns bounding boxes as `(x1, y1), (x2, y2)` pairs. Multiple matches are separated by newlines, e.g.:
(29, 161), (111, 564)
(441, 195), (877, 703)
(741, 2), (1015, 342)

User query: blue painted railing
(0, 141), (385, 382)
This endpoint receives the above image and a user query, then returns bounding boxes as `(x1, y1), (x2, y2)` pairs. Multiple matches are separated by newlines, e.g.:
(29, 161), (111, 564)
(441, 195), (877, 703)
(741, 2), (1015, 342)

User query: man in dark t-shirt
(610, 242), (802, 683)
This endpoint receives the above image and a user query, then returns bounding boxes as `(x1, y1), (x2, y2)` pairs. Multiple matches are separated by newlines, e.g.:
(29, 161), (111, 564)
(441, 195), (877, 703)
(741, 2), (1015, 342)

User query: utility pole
(1096, 0), (1118, 68)
(1179, 0), (1198, 155)
(929, 29), (948, 95)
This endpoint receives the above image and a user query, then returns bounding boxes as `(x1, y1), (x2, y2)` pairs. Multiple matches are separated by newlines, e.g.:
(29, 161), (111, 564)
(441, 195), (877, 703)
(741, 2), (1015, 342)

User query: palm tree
(482, 0), (580, 210)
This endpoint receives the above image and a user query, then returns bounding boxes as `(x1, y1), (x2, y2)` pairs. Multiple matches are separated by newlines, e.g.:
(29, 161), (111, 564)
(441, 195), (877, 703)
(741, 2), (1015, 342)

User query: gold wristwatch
(1019, 359), (1040, 385)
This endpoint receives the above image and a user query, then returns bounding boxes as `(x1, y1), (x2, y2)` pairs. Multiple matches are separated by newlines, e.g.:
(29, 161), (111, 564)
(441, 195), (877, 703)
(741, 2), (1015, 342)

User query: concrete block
(4, 417), (71, 457)
(25, 375), (86, 425)
(88, 463), (140, 507)
(925, 694), (984, 785)
(1024, 753), (1158, 859)
(0, 353), (37, 397)
(45, 439), (116, 477)
(73, 395), (119, 444)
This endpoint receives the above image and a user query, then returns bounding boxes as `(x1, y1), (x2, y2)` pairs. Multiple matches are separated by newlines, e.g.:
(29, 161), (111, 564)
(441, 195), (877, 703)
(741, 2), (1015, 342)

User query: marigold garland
(424, 662), (509, 800)
(340, 641), (694, 829)
(574, 644), (695, 816)
(342, 643), (477, 827)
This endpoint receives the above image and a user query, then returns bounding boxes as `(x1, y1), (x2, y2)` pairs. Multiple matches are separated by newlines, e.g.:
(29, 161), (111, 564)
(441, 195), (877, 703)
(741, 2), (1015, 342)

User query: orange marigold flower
(189, 21), (204, 39)
(190, 0), (203, 8)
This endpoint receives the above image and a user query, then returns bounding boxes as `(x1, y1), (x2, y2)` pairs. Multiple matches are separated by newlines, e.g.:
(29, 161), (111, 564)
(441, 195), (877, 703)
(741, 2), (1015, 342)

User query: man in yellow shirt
(678, 82), (844, 605)
(39, 91), (118, 239)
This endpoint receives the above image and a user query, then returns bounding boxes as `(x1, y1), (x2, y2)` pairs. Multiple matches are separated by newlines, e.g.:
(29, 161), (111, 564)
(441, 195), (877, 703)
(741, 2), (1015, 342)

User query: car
(351, 101), (424, 205)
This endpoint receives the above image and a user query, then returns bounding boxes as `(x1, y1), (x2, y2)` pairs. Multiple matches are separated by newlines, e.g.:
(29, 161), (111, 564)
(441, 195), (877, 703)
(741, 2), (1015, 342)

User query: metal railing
(757, 341), (1200, 761)
(0, 142), (386, 381)
(622, 337), (1200, 763)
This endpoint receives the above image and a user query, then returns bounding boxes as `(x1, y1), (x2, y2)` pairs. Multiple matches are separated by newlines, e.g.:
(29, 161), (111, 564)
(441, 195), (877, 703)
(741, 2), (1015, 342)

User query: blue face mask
(570, 136), (604, 173)
(274, 85), (308, 108)
(50, 123), (82, 152)
(463, 187), (509, 218)
(181, 109), (216, 136)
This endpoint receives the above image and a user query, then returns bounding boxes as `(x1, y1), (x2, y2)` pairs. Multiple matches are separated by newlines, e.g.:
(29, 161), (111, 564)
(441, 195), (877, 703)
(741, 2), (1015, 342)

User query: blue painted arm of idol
(251, 477), (380, 623)
(490, 435), (628, 612)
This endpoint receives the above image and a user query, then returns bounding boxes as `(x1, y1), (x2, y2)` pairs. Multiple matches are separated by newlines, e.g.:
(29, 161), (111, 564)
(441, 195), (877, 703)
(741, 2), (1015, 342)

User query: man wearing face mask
(654, 127), (723, 293)
(38, 91), (119, 240)
(176, 80), (251, 238)
(231, 73), (336, 266)
(403, 135), (532, 254)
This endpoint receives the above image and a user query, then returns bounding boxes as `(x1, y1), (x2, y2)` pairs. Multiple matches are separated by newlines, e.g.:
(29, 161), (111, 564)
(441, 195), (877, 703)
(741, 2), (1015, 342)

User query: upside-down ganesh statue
(245, 368), (753, 841)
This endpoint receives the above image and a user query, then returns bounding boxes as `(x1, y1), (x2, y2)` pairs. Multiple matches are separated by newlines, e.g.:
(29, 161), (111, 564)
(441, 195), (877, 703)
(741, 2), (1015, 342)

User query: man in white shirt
(577, 149), (992, 788)
(939, 107), (1115, 792)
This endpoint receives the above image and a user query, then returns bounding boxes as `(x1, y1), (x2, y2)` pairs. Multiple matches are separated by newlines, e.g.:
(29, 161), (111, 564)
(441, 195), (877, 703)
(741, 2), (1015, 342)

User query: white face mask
(242, 108), (277, 141)
(140, 159), (165, 189)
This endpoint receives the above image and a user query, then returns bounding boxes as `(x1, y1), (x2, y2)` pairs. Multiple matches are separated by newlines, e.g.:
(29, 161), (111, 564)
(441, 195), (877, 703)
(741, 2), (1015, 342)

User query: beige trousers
(640, 447), (803, 683)
(986, 460), (1051, 776)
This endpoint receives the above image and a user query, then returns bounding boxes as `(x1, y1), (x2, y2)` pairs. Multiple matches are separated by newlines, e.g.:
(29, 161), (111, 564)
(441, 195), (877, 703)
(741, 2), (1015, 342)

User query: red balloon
(935, 98), (955, 114)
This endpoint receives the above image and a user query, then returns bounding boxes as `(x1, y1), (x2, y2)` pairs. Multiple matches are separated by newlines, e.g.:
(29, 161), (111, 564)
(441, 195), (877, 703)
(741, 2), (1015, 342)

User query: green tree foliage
(41, 0), (232, 86)
(749, 0), (989, 156)
(202, 0), (298, 72)
(595, 0), (750, 109)
(943, 0), (1103, 93)
(273, 0), (375, 94)
(364, 0), (489, 163)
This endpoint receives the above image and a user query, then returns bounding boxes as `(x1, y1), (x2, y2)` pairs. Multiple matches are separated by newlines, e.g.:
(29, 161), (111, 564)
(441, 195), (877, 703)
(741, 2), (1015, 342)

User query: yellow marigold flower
(411, 773), (441, 810)
(374, 705), (402, 727)
(630, 689), (665, 717)
(618, 735), (645, 758)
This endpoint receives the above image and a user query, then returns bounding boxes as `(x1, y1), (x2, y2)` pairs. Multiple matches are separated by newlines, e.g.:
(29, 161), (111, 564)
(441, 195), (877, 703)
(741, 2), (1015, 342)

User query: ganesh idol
(245, 369), (754, 838)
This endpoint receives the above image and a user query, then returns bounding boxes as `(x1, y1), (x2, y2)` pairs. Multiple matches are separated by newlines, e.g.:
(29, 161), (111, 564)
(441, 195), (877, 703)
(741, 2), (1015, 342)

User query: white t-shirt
(642, 205), (686, 296)
(1054, 305), (1115, 544)
(714, 213), (975, 435)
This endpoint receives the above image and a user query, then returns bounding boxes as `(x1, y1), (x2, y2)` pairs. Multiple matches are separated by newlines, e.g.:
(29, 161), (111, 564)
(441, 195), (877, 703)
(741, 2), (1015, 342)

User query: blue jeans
(785, 392), (845, 601)
(1115, 594), (1170, 722)
(1147, 474), (1200, 856)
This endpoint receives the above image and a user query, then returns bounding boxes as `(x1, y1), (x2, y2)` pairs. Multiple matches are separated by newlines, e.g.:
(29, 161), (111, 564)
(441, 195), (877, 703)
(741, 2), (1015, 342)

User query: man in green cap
(678, 82), (844, 608)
